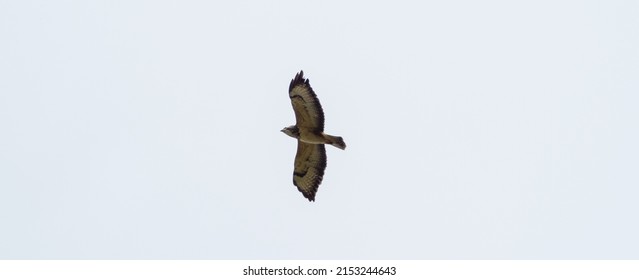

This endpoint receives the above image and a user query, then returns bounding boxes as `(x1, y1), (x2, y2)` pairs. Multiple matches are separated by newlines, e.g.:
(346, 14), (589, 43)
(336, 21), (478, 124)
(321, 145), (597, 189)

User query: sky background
(1, 0), (638, 259)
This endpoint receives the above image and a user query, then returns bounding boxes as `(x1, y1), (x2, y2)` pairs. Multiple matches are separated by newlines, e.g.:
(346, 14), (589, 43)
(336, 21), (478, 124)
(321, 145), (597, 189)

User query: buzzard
(281, 71), (346, 201)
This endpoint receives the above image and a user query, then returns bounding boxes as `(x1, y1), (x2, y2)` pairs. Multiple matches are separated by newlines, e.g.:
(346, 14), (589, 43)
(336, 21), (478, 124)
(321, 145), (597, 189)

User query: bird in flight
(281, 71), (346, 201)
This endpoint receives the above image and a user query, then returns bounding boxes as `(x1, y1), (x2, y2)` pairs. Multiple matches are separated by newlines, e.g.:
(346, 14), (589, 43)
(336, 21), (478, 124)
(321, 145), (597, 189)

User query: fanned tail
(325, 134), (346, 150)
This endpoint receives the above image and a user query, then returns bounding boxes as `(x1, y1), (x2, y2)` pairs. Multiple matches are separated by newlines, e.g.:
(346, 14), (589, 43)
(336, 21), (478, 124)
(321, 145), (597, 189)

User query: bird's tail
(324, 134), (346, 150)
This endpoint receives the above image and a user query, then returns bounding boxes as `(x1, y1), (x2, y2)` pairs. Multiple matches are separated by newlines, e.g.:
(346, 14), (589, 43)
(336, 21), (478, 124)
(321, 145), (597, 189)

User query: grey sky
(1, 0), (638, 259)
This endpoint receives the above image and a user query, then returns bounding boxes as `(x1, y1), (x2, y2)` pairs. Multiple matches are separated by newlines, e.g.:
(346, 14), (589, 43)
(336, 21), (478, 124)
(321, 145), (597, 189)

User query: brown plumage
(281, 71), (346, 201)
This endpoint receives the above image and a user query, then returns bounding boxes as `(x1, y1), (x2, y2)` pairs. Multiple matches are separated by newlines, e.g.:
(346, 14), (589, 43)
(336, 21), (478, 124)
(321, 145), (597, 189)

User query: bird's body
(281, 71), (346, 201)
(282, 126), (345, 149)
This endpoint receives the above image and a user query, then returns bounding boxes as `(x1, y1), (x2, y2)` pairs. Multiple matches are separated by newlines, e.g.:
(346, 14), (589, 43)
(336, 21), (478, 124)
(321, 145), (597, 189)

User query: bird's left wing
(289, 71), (325, 131)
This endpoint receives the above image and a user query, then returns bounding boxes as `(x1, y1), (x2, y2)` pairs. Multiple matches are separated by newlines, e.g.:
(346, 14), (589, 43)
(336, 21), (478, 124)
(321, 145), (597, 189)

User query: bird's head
(281, 125), (300, 139)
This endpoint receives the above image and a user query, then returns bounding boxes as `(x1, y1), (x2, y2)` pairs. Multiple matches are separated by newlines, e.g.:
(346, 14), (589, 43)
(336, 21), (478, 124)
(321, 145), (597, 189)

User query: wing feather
(289, 71), (325, 131)
(292, 141), (327, 201)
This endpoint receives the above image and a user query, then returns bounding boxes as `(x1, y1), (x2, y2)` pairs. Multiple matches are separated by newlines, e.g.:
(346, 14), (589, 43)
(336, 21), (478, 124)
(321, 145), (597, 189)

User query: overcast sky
(1, 0), (638, 259)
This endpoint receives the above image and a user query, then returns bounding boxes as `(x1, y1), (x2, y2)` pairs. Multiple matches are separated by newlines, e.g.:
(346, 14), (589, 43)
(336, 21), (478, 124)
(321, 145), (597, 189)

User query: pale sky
(1, 0), (638, 259)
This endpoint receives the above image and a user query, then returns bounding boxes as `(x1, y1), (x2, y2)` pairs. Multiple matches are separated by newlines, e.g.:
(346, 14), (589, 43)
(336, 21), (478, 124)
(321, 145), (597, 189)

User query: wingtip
(289, 70), (310, 92)
(303, 192), (316, 202)
(294, 179), (318, 202)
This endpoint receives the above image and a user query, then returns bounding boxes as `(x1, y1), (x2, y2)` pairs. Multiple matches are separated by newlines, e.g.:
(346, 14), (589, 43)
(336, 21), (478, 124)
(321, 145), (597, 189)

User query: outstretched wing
(292, 141), (327, 201)
(289, 71), (325, 131)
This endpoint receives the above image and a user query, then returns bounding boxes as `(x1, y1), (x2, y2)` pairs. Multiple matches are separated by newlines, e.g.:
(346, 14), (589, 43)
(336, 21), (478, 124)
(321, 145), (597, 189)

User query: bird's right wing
(292, 141), (327, 201)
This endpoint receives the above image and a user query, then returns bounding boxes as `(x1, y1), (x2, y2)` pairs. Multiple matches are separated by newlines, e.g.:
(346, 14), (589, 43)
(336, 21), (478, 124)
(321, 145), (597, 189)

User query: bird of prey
(281, 71), (346, 201)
